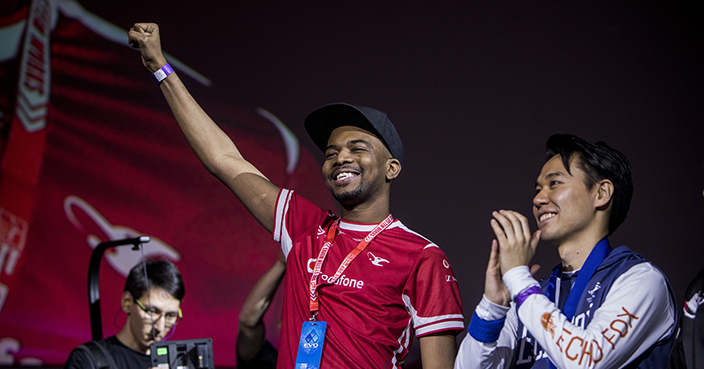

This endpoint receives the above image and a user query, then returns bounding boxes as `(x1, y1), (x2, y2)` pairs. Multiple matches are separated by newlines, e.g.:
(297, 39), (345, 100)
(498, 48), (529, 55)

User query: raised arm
(454, 241), (521, 369)
(492, 210), (675, 368)
(128, 23), (279, 232)
(237, 253), (286, 361)
(455, 211), (542, 369)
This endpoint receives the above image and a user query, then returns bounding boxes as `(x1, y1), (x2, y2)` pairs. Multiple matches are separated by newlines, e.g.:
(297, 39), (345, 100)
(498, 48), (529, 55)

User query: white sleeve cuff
(502, 266), (539, 299)
(476, 295), (510, 320)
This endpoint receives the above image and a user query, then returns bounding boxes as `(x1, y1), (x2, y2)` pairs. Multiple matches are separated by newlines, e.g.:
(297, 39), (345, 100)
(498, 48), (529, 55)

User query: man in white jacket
(455, 134), (676, 369)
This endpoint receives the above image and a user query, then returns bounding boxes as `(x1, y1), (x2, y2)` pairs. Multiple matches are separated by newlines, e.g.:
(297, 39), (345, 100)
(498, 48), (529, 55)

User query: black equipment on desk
(150, 338), (214, 369)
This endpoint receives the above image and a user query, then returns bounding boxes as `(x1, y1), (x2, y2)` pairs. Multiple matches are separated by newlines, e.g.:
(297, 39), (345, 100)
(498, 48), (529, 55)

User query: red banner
(0, 1), (334, 366)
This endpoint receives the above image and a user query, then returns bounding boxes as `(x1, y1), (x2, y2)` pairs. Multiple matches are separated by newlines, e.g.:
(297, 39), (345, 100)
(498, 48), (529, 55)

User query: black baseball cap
(304, 103), (404, 165)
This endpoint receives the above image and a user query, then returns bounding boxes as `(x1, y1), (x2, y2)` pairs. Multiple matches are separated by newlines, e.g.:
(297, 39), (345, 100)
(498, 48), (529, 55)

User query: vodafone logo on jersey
(306, 258), (365, 290)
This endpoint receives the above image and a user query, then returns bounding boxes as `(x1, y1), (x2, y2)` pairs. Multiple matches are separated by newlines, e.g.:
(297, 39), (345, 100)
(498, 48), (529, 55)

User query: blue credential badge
(294, 321), (327, 369)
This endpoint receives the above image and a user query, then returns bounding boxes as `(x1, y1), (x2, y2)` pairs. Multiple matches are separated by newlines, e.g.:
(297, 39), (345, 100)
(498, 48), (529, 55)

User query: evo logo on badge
(303, 328), (320, 349)
(295, 321), (326, 369)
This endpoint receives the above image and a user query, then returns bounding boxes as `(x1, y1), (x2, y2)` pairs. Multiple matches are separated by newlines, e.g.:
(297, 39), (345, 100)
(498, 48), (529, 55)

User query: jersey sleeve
(403, 244), (464, 337)
(503, 263), (676, 368)
(455, 296), (520, 369)
(272, 188), (328, 258)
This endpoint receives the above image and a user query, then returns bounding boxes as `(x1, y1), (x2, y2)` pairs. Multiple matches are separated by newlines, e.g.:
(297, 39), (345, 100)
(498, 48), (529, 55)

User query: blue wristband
(152, 63), (173, 83)
(467, 311), (505, 343)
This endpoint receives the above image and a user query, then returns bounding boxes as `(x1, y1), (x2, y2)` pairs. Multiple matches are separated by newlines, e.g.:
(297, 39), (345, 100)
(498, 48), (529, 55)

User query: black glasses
(134, 299), (182, 325)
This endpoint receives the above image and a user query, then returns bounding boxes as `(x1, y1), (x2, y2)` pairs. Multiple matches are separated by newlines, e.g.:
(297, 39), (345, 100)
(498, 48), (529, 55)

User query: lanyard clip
(309, 312), (318, 321)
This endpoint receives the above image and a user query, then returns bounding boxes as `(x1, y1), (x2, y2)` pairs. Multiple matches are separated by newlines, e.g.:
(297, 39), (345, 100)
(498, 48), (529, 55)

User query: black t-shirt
(64, 336), (150, 369)
(668, 268), (704, 369)
(236, 340), (278, 369)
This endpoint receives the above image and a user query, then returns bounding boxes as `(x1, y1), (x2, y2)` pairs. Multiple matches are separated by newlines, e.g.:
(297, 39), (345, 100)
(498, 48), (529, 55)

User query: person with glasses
(65, 258), (185, 369)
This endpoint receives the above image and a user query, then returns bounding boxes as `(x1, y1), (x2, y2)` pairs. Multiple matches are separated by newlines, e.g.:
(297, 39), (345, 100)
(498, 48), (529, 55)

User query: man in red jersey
(129, 23), (463, 368)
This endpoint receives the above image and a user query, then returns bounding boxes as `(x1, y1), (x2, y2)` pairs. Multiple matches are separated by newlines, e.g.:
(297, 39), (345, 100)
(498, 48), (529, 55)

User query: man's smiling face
(533, 154), (601, 246)
(322, 126), (392, 207)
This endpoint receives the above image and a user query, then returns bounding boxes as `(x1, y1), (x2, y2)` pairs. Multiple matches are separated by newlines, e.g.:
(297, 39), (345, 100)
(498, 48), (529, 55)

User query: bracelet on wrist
(152, 63), (173, 83)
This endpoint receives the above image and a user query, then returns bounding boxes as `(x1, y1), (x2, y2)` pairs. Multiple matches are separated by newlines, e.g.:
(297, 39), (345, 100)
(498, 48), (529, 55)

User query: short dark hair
(124, 258), (185, 302)
(546, 134), (633, 235)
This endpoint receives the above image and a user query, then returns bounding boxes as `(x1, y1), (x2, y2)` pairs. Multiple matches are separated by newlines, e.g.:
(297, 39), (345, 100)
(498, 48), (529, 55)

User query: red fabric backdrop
(0, 1), (334, 366)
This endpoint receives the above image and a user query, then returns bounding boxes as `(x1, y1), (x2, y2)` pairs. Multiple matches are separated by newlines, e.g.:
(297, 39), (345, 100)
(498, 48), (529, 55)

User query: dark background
(81, 0), (703, 328)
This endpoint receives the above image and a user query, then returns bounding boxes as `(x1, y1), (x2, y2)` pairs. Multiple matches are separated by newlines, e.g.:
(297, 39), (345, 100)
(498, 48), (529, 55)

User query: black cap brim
(304, 102), (404, 164)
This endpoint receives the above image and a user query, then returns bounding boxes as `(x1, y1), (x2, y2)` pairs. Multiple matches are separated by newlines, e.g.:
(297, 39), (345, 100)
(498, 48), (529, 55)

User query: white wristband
(152, 63), (173, 83)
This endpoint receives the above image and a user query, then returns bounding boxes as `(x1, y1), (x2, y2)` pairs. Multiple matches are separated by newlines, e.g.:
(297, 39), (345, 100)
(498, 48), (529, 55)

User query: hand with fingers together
(490, 209), (541, 277)
(484, 240), (511, 307)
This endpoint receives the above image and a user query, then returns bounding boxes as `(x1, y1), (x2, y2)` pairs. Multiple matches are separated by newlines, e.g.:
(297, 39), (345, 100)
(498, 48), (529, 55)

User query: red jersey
(273, 189), (464, 368)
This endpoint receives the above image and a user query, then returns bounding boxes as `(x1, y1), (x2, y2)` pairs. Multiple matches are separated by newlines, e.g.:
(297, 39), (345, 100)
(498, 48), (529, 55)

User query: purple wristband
(515, 285), (542, 308)
(152, 63), (173, 83)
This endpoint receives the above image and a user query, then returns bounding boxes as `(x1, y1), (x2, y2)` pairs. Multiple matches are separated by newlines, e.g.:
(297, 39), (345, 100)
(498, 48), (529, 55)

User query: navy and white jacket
(456, 245), (676, 369)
